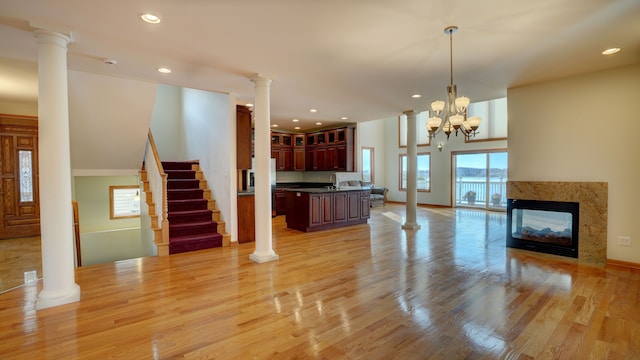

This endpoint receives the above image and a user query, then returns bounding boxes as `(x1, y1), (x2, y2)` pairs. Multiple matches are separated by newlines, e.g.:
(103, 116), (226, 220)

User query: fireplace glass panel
(511, 209), (573, 246)
(506, 199), (579, 258)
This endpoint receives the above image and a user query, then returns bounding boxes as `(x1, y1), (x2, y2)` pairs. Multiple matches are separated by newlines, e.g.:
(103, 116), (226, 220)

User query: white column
(249, 75), (279, 263)
(402, 110), (421, 230)
(34, 29), (80, 309)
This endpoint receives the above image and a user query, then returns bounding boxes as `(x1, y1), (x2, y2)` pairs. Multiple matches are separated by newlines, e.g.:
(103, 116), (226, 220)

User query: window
(399, 153), (430, 191)
(454, 151), (508, 209)
(398, 111), (431, 147)
(19, 150), (34, 202)
(110, 186), (140, 219)
(362, 147), (374, 183)
(465, 97), (508, 142)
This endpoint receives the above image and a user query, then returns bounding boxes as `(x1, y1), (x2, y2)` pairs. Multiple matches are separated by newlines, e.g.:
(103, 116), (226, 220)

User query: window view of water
(455, 152), (508, 208)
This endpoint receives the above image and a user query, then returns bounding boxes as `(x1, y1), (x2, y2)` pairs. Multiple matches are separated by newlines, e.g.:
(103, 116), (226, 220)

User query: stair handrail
(145, 131), (170, 251)
(72, 200), (82, 267)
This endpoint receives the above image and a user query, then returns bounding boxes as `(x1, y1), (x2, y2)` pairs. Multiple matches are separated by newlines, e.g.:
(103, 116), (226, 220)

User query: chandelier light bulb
(467, 116), (481, 129)
(431, 101), (445, 113)
(450, 114), (464, 128)
(427, 117), (442, 132)
(455, 96), (470, 111)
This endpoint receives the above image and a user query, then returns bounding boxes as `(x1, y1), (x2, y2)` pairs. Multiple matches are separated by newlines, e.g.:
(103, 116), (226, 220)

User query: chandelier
(427, 26), (481, 140)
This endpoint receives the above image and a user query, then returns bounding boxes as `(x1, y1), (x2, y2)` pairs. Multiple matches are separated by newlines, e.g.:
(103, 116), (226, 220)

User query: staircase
(163, 161), (227, 254)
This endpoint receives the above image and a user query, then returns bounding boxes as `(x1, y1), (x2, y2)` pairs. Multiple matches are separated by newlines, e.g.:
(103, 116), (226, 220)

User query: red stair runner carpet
(163, 161), (223, 254)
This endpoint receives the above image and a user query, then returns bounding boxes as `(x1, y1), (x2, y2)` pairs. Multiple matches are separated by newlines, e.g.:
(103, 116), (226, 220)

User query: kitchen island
(285, 188), (370, 232)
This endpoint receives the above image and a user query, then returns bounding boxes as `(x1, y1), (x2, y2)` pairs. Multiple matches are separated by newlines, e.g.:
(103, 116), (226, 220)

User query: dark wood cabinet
(275, 189), (287, 215)
(271, 132), (292, 146)
(282, 147), (293, 170)
(348, 192), (360, 221)
(361, 191), (370, 218)
(333, 192), (347, 223)
(272, 126), (355, 172)
(271, 131), (294, 171)
(306, 133), (315, 146)
(336, 128), (346, 143)
(237, 194), (255, 243)
(306, 126), (354, 172)
(327, 146), (338, 170)
(236, 105), (252, 169)
(293, 148), (305, 171)
(285, 189), (369, 232)
(272, 147), (293, 171)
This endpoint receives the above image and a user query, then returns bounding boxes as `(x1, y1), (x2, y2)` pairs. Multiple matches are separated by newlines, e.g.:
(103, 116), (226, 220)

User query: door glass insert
(19, 150), (33, 202)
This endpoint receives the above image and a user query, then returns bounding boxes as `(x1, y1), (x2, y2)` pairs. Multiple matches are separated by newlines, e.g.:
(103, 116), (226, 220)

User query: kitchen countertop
(276, 182), (332, 189)
(284, 187), (369, 193)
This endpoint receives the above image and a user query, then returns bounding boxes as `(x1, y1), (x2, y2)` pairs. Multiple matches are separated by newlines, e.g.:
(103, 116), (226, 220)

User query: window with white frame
(362, 147), (374, 183)
(399, 153), (430, 191)
(398, 111), (431, 147)
(110, 186), (140, 219)
(466, 97), (508, 141)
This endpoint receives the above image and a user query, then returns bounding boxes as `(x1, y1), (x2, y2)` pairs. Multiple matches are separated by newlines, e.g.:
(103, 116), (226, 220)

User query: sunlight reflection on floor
(381, 211), (403, 224)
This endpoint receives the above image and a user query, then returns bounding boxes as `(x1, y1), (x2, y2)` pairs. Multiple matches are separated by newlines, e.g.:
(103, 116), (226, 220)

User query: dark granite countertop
(284, 187), (369, 193)
(276, 182), (332, 189)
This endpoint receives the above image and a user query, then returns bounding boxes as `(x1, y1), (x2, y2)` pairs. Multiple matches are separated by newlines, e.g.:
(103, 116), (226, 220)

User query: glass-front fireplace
(506, 199), (579, 258)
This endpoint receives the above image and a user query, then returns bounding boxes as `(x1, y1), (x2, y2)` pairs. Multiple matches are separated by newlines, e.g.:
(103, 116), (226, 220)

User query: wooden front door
(0, 115), (40, 239)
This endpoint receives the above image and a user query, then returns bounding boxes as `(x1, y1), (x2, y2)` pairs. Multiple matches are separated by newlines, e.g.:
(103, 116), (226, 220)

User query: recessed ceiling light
(246, 103), (254, 107)
(294, 126), (301, 130)
(139, 13), (161, 24)
(157, 67), (171, 74)
(341, 117), (348, 120)
(292, 119), (299, 122)
(271, 124), (278, 127)
(309, 109), (318, 113)
(411, 94), (422, 98)
(315, 122), (322, 126)
(602, 47), (621, 55)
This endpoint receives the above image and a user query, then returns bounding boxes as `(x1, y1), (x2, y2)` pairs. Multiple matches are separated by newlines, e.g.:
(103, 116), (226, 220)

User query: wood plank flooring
(0, 204), (639, 359)
(0, 236), (41, 293)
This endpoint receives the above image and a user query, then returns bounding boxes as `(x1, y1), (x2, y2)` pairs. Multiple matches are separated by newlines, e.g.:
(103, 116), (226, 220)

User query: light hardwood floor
(0, 204), (638, 359)
(0, 236), (42, 294)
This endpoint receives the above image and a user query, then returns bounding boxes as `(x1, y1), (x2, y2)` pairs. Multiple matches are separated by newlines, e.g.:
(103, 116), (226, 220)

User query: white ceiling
(0, 0), (639, 131)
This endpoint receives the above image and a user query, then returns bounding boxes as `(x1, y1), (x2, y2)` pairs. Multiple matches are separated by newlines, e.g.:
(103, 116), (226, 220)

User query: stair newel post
(161, 173), (170, 250)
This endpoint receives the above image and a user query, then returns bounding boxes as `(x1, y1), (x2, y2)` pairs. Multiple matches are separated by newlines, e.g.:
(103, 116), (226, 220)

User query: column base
(36, 283), (81, 310)
(250, 251), (279, 263)
(402, 223), (421, 230)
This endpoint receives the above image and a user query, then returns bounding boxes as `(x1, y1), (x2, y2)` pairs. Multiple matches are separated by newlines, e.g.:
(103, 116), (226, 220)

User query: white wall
(357, 118), (387, 186)
(181, 88), (235, 241)
(73, 175), (154, 265)
(150, 84), (185, 161)
(508, 63), (640, 263)
(0, 99), (37, 116)
(80, 228), (147, 266)
(73, 176), (141, 232)
(68, 70), (157, 171)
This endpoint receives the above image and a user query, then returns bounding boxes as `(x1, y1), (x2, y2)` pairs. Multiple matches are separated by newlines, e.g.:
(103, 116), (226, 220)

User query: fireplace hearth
(507, 199), (579, 258)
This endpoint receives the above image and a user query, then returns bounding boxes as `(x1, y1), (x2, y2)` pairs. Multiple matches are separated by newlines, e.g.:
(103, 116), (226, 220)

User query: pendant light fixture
(427, 26), (481, 140)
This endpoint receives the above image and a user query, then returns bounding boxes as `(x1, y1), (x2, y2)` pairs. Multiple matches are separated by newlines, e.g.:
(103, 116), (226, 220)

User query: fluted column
(402, 110), (421, 230)
(34, 29), (81, 309)
(249, 75), (279, 263)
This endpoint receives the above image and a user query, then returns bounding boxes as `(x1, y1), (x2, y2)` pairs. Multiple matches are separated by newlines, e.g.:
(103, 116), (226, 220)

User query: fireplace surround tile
(506, 181), (607, 266)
